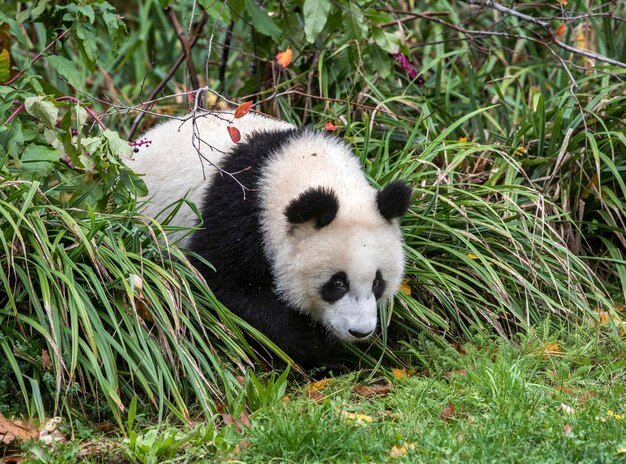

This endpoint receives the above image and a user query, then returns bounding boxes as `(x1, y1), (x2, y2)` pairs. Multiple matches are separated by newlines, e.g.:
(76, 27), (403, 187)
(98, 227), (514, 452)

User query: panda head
(278, 180), (412, 342)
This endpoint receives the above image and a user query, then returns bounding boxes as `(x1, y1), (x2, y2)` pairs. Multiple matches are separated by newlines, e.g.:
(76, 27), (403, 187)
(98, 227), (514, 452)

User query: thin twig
(460, 0), (626, 69)
(166, 6), (201, 93)
(128, 11), (208, 139)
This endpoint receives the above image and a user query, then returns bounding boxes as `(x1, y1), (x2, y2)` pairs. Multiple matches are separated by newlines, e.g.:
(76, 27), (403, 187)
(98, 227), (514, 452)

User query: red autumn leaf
(234, 101), (253, 119)
(556, 23), (566, 37)
(276, 47), (293, 67)
(440, 403), (455, 422)
(227, 125), (241, 143)
(324, 121), (336, 131)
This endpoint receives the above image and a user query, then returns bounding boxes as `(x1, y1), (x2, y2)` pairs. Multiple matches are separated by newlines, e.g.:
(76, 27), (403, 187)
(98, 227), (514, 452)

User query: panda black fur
(126, 112), (411, 368)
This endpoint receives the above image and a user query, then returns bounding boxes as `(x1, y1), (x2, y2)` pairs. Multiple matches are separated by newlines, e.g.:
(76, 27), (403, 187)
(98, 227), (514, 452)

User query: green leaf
(47, 55), (83, 89)
(24, 96), (58, 129)
(303, 0), (331, 43)
(342, 8), (367, 41)
(74, 104), (88, 133)
(245, 0), (281, 40)
(103, 129), (132, 160)
(372, 27), (399, 54)
(21, 144), (61, 163)
(0, 48), (9, 82)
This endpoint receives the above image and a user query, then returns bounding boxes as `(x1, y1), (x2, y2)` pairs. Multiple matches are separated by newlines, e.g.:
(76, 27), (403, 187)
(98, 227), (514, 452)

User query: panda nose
(348, 329), (373, 339)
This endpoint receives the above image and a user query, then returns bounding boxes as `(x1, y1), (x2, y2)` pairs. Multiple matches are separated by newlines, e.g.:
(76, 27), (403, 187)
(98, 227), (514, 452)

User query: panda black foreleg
(213, 282), (347, 370)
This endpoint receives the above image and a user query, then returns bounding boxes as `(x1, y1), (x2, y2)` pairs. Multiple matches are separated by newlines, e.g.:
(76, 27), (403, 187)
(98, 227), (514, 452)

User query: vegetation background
(0, 0), (625, 461)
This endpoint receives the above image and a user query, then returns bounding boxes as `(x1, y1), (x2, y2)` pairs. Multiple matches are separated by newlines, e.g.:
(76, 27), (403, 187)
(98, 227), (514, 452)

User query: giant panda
(126, 111), (411, 368)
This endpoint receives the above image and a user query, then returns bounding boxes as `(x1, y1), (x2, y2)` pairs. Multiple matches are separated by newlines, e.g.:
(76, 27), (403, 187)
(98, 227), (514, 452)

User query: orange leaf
(275, 47), (293, 67)
(324, 121), (336, 131)
(308, 377), (332, 392)
(399, 280), (411, 295)
(556, 23), (567, 37)
(227, 125), (241, 143)
(234, 101), (253, 119)
(542, 341), (563, 358)
(391, 368), (412, 380)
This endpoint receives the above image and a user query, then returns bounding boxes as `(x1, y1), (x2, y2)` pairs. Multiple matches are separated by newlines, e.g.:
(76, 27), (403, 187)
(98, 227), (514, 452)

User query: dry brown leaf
(440, 403), (455, 422)
(234, 101), (253, 119)
(556, 23), (567, 37)
(353, 384), (391, 397)
(41, 349), (52, 371)
(0, 413), (38, 445)
(306, 390), (325, 403)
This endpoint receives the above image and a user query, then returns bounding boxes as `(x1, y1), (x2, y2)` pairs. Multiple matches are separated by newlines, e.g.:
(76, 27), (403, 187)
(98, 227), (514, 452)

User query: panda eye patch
(373, 270), (386, 299)
(321, 272), (349, 303)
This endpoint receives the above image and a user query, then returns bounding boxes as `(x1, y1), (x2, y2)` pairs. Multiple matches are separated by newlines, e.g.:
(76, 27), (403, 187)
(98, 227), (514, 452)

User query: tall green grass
(0, 175), (287, 423)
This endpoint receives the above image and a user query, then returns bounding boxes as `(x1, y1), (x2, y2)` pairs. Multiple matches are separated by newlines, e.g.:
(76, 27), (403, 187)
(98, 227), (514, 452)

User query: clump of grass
(0, 175), (288, 423)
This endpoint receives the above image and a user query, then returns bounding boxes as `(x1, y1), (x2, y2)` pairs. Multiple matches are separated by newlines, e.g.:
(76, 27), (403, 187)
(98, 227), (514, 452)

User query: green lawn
(19, 324), (626, 463)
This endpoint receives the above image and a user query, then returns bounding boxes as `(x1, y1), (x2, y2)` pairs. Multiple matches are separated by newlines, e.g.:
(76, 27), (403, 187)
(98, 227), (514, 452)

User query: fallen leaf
(353, 384), (392, 397)
(449, 343), (467, 355)
(561, 403), (574, 414)
(390, 442), (415, 458)
(617, 448), (626, 454)
(556, 23), (567, 37)
(563, 424), (573, 436)
(307, 377), (332, 392)
(234, 101), (253, 119)
(0, 413), (38, 445)
(306, 390), (325, 403)
(440, 403), (455, 422)
(467, 253), (479, 259)
(275, 48), (293, 67)
(324, 121), (336, 131)
(227, 125), (241, 143)
(391, 368), (413, 380)
(542, 341), (563, 358)
(340, 411), (373, 425)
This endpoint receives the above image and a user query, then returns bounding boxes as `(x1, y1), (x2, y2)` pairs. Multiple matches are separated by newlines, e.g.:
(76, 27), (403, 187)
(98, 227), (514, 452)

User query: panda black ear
(285, 187), (339, 229)
(377, 181), (412, 220)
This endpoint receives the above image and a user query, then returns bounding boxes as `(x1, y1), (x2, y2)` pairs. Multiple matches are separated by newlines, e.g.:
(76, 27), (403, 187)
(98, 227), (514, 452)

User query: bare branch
(460, 0), (626, 69)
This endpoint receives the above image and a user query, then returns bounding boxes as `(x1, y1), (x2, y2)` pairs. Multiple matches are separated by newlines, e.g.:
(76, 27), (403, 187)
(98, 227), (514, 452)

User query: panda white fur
(126, 111), (411, 367)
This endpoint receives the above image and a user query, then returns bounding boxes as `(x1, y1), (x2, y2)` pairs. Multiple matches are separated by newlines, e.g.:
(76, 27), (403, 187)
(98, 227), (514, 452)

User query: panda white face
(259, 132), (411, 344)
(301, 226), (404, 342)
(264, 184), (409, 343)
